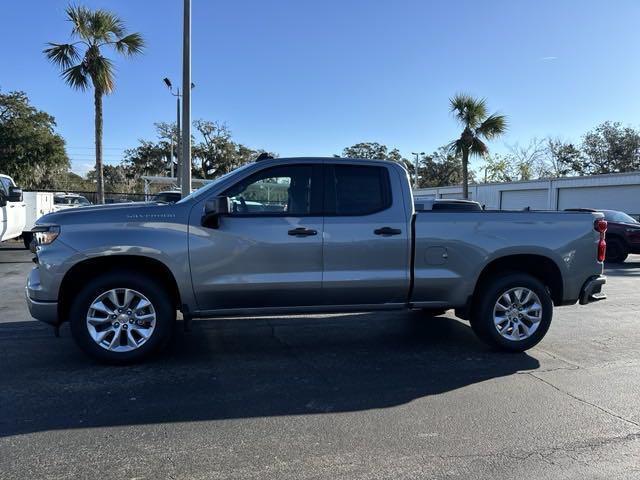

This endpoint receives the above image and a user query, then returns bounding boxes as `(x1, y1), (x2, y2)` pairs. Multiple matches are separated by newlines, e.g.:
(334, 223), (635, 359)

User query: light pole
(163, 77), (195, 190)
(181, 0), (192, 198)
(163, 77), (181, 188)
(411, 152), (425, 189)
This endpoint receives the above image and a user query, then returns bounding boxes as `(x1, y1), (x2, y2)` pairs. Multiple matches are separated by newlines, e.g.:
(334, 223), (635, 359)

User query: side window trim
(323, 164), (393, 217)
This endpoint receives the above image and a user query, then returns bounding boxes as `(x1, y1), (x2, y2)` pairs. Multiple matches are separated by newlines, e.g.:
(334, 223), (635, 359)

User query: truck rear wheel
(470, 273), (553, 352)
(69, 271), (175, 363)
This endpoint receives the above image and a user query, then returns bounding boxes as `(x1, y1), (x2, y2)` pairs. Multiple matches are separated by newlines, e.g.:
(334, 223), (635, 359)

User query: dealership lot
(1, 240), (639, 479)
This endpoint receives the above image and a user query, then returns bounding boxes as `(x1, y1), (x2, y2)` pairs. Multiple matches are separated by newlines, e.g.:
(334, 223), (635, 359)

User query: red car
(566, 209), (640, 263)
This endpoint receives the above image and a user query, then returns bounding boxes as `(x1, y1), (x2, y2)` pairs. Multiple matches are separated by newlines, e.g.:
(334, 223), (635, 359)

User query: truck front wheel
(69, 271), (175, 363)
(470, 273), (553, 352)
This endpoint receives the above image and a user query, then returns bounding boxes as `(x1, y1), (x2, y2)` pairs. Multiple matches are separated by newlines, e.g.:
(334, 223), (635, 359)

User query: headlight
(32, 225), (60, 246)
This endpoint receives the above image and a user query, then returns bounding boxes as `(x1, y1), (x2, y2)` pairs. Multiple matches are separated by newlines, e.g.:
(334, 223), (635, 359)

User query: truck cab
(0, 174), (26, 243)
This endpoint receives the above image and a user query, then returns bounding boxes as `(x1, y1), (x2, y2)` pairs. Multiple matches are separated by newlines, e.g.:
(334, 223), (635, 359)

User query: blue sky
(1, 0), (639, 176)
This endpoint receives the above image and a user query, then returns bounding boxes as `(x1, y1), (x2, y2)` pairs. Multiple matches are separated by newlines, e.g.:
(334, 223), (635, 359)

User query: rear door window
(324, 164), (391, 215)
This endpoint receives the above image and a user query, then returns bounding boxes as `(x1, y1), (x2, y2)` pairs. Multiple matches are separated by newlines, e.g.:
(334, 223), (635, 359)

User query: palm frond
(61, 64), (90, 91)
(91, 9), (126, 41)
(48, 6), (143, 95)
(476, 113), (508, 139)
(447, 139), (465, 155)
(87, 54), (116, 93)
(113, 33), (145, 55)
(66, 5), (92, 41)
(43, 43), (80, 69)
(469, 138), (488, 157)
(449, 93), (487, 128)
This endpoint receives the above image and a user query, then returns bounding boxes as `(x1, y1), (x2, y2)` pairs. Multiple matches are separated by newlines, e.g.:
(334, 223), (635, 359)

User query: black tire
(69, 270), (175, 363)
(470, 272), (553, 352)
(22, 232), (32, 250)
(605, 238), (628, 264)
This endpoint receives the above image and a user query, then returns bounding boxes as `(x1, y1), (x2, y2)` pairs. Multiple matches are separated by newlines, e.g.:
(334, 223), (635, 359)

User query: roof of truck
(256, 156), (401, 167)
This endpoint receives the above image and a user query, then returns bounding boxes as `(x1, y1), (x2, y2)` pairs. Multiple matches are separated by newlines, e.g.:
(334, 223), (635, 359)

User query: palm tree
(44, 5), (144, 204)
(449, 94), (507, 199)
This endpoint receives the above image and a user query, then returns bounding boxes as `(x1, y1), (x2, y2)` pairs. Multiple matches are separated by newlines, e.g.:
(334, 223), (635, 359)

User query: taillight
(594, 219), (607, 262)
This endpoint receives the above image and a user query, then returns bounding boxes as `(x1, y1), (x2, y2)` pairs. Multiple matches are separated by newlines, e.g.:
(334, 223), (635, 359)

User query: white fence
(414, 171), (640, 215)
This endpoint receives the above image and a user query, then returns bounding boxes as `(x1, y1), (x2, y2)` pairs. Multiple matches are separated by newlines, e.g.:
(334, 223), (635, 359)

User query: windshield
(604, 210), (638, 224)
(176, 163), (255, 204)
(153, 192), (181, 203)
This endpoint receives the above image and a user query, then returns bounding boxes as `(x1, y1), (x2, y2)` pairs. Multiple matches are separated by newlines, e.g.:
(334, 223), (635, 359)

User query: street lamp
(163, 77), (181, 187)
(411, 152), (425, 189)
(163, 78), (195, 188)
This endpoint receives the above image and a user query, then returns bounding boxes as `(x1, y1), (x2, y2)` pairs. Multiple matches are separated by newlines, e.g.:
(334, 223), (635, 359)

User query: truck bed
(410, 210), (603, 308)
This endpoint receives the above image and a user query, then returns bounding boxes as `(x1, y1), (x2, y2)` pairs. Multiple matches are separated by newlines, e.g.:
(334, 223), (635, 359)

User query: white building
(414, 171), (640, 216)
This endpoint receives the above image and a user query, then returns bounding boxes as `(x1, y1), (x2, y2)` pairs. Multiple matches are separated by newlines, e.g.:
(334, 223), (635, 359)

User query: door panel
(189, 163), (324, 311)
(190, 216), (323, 310)
(322, 164), (410, 305)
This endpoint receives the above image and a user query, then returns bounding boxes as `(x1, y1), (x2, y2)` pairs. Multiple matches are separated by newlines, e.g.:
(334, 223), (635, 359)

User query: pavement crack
(527, 371), (640, 428)
(534, 346), (584, 370)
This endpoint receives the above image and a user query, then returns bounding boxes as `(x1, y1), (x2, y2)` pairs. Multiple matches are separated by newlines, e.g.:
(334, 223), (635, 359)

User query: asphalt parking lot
(1, 240), (639, 479)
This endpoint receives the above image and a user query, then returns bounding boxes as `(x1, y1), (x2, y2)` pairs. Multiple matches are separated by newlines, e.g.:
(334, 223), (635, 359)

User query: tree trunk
(94, 88), (105, 204)
(462, 148), (469, 199)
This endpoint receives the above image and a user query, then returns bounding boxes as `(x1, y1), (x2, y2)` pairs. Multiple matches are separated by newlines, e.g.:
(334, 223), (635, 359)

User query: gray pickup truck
(26, 157), (607, 362)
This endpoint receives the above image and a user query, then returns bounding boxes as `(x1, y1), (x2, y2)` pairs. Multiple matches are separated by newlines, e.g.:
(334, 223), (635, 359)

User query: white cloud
(539, 56), (558, 61)
(70, 160), (95, 178)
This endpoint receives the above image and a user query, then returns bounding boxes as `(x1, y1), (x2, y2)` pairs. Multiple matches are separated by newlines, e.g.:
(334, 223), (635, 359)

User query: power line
(67, 146), (129, 151)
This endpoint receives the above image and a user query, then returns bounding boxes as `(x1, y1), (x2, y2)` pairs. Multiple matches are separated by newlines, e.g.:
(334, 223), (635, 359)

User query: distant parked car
(414, 198), (483, 212)
(152, 191), (182, 203)
(565, 208), (640, 263)
(53, 193), (91, 212)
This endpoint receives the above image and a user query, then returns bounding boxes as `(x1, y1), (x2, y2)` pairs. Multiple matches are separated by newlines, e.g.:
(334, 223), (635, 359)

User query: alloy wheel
(492, 287), (542, 341)
(86, 288), (156, 352)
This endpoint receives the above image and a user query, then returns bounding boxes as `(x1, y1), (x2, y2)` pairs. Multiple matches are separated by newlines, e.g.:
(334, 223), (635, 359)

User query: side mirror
(201, 196), (230, 228)
(7, 186), (23, 203)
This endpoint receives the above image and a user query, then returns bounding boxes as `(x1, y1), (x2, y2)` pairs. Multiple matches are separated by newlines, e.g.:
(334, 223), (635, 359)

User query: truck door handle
(288, 227), (318, 237)
(374, 227), (402, 236)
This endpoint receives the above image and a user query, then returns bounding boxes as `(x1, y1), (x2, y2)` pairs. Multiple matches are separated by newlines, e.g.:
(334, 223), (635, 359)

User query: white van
(0, 174), (26, 243)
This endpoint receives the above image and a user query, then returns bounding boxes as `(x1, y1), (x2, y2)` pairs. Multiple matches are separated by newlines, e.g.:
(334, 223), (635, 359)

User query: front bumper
(579, 275), (607, 305)
(25, 266), (60, 326)
(25, 289), (59, 325)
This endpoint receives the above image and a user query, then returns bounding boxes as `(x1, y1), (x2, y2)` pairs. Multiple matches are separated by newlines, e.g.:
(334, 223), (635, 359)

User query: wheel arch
(472, 254), (564, 308)
(58, 255), (182, 322)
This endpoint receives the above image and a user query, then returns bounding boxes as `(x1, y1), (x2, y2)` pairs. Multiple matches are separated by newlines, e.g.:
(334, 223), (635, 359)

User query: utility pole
(176, 90), (181, 187)
(411, 152), (425, 189)
(181, 0), (192, 198)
